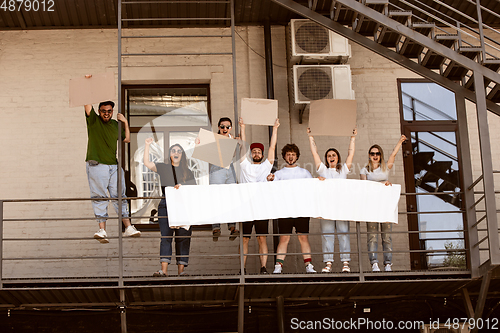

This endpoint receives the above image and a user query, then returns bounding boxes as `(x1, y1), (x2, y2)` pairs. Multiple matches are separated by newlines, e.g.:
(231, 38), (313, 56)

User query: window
(398, 80), (466, 270)
(122, 85), (211, 229)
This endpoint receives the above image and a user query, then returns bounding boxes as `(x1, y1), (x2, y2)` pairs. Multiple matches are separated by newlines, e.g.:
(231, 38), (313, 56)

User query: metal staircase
(272, 0), (500, 114)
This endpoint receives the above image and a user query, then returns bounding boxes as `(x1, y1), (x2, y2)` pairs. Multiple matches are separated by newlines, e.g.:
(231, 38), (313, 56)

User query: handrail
(0, 188), (478, 283)
(396, 0), (500, 55)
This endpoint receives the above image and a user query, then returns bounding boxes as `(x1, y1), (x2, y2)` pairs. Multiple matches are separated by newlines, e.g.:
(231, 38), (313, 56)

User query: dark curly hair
(281, 143), (300, 161)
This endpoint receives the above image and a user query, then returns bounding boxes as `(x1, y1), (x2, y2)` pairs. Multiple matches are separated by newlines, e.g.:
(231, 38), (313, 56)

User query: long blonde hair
(365, 144), (387, 172)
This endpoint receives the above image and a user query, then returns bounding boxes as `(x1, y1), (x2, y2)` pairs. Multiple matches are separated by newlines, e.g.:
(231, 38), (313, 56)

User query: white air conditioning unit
(292, 64), (355, 104)
(420, 323), (469, 333)
(289, 19), (351, 64)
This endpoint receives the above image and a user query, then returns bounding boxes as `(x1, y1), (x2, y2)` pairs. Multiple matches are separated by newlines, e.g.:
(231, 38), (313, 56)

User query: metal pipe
(121, 17), (231, 21)
(122, 52), (232, 56)
(230, 0), (239, 135)
(118, 0), (124, 288)
(356, 222), (364, 282)
(475, 0), (486, 63)
(238, 286), (244, 333)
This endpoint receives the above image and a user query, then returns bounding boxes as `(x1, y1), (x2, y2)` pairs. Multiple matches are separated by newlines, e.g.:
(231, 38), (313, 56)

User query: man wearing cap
(238, 117), (280, 274)
(84, 74), (141, 243)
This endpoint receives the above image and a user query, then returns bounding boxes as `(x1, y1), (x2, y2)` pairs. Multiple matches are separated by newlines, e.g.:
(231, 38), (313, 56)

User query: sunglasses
(171, 149), (183, 154)
(369, 152), (381, 156)
(100, 109), (113, 114)
(219, 125), (231, 130)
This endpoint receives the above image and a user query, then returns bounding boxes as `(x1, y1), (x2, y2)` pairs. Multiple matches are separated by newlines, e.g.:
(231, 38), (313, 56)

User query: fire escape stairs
(271, 0), (500, 115)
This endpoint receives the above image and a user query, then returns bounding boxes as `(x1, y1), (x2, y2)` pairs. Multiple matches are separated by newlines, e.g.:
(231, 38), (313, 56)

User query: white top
(317, 162), (350, 179)
(239, 158), (273, 183)
(360, 166), (390, 182)
(274, 166), (312, 180)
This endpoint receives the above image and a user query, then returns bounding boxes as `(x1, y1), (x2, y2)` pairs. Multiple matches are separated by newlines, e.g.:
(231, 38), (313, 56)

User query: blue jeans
(209, 163), (236, 231)
(321, 219), (351, 262)
(86, 162), (129, 223)
(158, 199), (192, 266)
(367, 222), (393, 265)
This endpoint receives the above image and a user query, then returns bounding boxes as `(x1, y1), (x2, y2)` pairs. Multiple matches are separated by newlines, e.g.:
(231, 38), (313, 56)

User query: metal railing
(0, 190), (476, 288)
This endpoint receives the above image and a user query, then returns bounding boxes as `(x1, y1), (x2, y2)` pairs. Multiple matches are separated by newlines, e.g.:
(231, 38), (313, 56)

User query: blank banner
(309, 99), (357, 136)
(240, 98), (278, 126)
(69, 72), (116, 108)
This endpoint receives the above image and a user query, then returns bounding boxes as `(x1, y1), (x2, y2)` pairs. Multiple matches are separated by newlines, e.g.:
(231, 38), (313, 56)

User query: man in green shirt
(85, 91), (141, 243)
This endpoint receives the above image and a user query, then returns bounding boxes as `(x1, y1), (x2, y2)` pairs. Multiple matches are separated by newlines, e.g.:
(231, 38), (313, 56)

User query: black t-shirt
(155, 163), (196, 195)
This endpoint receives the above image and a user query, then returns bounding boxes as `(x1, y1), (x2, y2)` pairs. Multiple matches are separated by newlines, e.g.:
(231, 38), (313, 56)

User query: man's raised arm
(267, 118), (280, 165)
(84, 75), (93, 116)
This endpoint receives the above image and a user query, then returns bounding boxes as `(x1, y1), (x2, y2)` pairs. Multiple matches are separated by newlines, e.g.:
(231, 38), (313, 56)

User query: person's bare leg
(161, 262), (168, 275)
(99, 221), (106, 230)
(297, 234), (312, 260)
(257, 236), (268, 267)
(276, 235), (290, 261)
(121, 218), (131, 228)
(241, 237), (250, 266)
(177, 264), (184, 275)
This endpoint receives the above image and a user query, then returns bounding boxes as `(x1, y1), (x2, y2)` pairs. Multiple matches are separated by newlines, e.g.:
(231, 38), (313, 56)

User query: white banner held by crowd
(165, 178), (400, 226)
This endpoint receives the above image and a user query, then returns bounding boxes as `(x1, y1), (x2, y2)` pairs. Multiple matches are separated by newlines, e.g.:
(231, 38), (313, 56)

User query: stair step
(365, 0), (389, 5)
(487, 83), (500, 103)
(435, 34), (459, 40)
(411, 22), (435, 29)
(484, 58), (500, 65)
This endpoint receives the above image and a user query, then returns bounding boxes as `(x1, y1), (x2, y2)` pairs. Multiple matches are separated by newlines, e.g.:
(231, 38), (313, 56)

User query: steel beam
(270, 0), (500, 116)
(461, 288), (474, 318)
(472, 270), (492, 333)
(456, 94), (480, 278)
(277, 295), (285, 333)
(474, 72), (500, 265)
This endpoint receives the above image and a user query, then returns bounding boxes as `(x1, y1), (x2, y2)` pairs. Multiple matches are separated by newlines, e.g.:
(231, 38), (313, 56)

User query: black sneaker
(239, 268), (247, 275)
(229, 229), (240, 241)
(260, 266), (268, 274)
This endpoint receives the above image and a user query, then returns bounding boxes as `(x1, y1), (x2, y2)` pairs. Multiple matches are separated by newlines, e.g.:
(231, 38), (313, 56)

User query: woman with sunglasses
(209, 117), (240, 241)
(144, 138), (196, 276)
(360, 135), (406, 272)
(307, 127), (357, 273)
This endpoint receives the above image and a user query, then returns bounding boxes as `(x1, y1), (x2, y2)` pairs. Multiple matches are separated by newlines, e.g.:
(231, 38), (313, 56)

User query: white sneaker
(273, 264), (282, 274)
(342, 261), (351, 273)
(371, 263), (380, 272)
(123, 225), (141, 237)
(94, 229), (109, 244)
(385, 264), (392, 272)
(305, 263), (316, 273)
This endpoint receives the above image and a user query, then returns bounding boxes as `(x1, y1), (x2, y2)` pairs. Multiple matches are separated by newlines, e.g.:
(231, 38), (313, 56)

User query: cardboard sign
(240, 98), (278, 126)
(69, 72), (116, 108)
(309, 99), (357, 136)
(191, 129), (238, 168)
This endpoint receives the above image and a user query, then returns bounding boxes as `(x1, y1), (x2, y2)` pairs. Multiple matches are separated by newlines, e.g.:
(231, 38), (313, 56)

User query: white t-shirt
(317, 162), (350, 179)
(360, 166), (390, 182)
(274, 165), (312, 180)
(239, 158), (273, 183)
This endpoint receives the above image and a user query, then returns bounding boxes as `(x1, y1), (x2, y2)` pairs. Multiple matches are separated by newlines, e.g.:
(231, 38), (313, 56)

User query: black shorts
(277, 217), (310, 234)
(242, 220), (269, 238)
